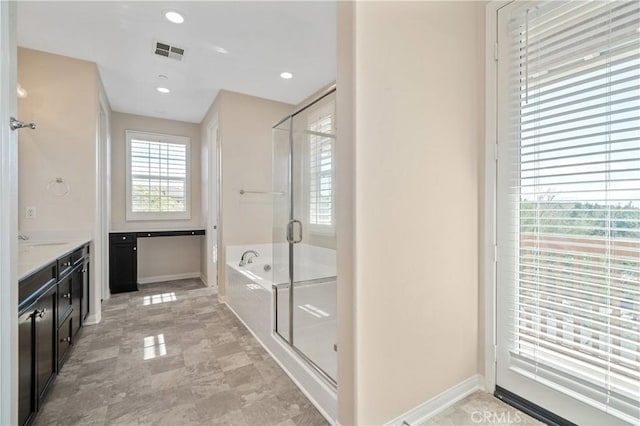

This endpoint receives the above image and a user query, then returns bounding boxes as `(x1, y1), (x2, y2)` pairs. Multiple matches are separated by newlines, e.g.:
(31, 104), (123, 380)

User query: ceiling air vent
(154, 41), (185, 61)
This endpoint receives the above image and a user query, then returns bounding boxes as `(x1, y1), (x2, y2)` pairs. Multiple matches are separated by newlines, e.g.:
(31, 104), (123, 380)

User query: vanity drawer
(57, 253), (73, 279)
(71, 245), (88, 267)
(57, 274), (72, 325)
(19, 263), (57, 310)
(110, 233), (137, 244)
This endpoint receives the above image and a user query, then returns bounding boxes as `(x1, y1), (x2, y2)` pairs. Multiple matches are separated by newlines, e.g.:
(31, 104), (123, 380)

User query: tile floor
(34, 279), (327, 426)
(422, 392), (543, 426)
(34, 278), (539, 426)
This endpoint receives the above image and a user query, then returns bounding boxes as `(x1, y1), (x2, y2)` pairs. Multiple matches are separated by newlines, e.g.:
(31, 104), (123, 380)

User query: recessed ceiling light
(164, 10), (184, 24)
(280, 72), (293, 79)
(156, 87), (170, 94)
(213, 46), (229, 54)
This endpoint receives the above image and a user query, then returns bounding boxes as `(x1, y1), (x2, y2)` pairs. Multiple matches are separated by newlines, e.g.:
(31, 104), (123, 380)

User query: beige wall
(337, 2), (485, 423)
(201, 90), (293, 298)
(136, 236), (202, 283)
(336, 2), (356, 423)
(110, 112), (203, 282)
(17, 47), (109, 321)
(18, 48), (97, 233)
(110, 111), (202, 231)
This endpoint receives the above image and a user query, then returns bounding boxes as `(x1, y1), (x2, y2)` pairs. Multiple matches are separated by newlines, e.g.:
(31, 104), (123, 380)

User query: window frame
(491, 1), (640, 424)
(305, 101), (335, 236)
(125, 130), (191, 221)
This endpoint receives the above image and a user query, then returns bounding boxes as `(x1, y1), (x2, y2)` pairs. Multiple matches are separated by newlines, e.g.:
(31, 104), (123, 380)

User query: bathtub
(225, 243), (337, 423)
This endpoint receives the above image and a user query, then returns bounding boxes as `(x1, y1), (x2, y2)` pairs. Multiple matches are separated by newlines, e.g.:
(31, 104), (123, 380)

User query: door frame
(205, 118), (221, 290)
(484, 0), (512, 393)
(0, 2), (18, 424)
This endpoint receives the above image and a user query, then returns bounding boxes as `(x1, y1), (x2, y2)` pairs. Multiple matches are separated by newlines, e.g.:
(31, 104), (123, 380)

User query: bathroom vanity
(17, 240), (90, 426)
(108, 229), (205, 294)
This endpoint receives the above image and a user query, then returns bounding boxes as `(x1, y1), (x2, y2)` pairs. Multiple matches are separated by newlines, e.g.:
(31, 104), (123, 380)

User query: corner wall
(200, 90), (293, 299)
(338, 2), (485, 423)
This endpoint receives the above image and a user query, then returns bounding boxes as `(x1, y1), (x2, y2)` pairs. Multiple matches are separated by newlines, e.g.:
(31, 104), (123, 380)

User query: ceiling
(17, 1), (336, 123)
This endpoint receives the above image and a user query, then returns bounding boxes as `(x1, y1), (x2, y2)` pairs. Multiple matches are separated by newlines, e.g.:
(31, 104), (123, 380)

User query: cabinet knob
(122, 236), (126, 240)
(62, 292), (71, 299)
(133, 247), (137, 251)
(63, 261), (71, 268)
(60, 336), (71, 343)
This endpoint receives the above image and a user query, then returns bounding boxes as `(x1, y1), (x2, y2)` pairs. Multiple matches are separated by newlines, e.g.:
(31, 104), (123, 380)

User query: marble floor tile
(33, 278), (536, 426)
(34, 279), (327, 426)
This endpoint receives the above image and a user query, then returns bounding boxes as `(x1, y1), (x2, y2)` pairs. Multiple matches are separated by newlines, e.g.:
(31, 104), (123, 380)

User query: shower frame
(272, 84), (337, 388)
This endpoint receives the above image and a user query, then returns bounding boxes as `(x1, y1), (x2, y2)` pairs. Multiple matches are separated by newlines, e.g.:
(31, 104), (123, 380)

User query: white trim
(484, 0), (513, 394)
(199, 273), (207, 287)
(386, 375), (485, 426)
(125, 130), (191, 221)
(0, 3), (17, 424)
(95, 80), (110, 313)
(205, 119), (220, 289)
(83, 311), (102, 326)
(137, 272), (201, 285)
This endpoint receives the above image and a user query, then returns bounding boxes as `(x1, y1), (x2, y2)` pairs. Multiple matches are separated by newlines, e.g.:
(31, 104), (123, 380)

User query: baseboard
(387, 374), (485, 425)
(199, 273), (207, 286)
(83, 312), (102, 325)
(137, 272), (200, 284)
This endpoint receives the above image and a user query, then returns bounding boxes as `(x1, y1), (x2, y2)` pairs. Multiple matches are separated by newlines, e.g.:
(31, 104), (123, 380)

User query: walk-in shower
(272, 86), (337, 384)
(224, 86), (337, 421)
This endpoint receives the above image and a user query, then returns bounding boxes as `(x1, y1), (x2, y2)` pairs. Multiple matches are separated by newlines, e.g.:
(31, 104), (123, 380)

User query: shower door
(273, 88), (337, 384)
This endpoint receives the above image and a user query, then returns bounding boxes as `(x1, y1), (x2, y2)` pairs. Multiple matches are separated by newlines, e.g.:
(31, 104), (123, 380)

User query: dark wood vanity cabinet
(18, 302), (36, 426)
(81, 258), (90, 322)
(70, 265), (83, 338)
(18, 243), (90, 426)
(109, 233), (138, 294)
(18, 279), (57, 426)
(34, 284), (57, 404)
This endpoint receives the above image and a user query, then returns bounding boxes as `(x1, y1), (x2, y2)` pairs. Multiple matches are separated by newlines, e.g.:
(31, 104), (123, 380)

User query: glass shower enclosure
(272, 87), (337, 385)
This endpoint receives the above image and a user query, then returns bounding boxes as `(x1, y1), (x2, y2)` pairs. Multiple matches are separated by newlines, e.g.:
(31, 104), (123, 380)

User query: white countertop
(19, 238), (91, 280)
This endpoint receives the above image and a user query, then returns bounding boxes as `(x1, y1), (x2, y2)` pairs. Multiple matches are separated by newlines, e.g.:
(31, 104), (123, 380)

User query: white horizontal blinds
(130, 138), (187, 213)
(309, 113), (333, 227)
(508, 0), (640, 421)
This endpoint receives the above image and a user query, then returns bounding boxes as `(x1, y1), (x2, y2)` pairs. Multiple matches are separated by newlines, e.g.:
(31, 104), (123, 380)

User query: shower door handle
(286, 219), (303, 244)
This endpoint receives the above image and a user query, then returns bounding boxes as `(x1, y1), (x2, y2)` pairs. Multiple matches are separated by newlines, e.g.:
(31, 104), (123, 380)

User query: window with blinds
(308, 112), (334, 231)
(499, 0), (639, 422)
(125, 131), (190, 220)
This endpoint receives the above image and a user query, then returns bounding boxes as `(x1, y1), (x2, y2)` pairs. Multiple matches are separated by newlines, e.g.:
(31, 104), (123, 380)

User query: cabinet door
(18, 306), (36, 426)
(109, 242), (137, 293)
(57, 315), (73, 370)
(82, 259), (90, 321)
(70, 265), (82, 337)
(35, 284), (56, 404)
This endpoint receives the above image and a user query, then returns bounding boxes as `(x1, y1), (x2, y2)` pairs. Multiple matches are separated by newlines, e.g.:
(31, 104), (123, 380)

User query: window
(496, 1), (639, 424)
(126, 130), (190, 220)
(308, 108), (335, 233)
